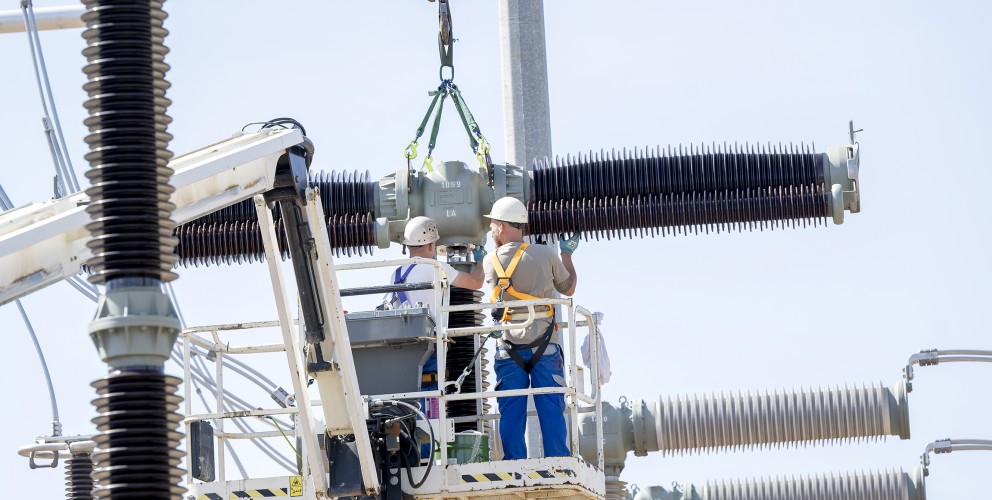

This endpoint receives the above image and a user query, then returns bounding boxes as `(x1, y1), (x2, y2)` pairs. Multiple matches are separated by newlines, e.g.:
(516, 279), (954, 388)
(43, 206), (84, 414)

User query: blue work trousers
(495, 345), (569, 460)
(419, 353), (438, 460)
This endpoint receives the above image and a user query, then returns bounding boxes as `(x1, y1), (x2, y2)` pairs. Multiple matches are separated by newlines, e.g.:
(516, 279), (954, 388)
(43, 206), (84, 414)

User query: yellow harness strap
(490, 243), (553, 321)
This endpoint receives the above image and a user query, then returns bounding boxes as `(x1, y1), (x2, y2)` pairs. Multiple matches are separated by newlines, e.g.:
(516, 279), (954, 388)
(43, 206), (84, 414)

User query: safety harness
(491, 243), (557, 373)
(392, 265), (417, 306)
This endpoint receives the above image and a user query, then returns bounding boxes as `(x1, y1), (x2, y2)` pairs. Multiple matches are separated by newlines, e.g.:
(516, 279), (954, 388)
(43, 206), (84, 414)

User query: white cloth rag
(581, 312), (612, 384)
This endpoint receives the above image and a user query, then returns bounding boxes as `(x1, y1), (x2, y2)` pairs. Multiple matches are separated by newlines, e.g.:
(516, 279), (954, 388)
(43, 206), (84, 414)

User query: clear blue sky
(1, 1), (990, 498)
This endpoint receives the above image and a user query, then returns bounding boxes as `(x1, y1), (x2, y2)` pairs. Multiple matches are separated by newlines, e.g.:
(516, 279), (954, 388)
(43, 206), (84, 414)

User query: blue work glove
(471, 246), (487, 262)
(558, 234), (580, 254)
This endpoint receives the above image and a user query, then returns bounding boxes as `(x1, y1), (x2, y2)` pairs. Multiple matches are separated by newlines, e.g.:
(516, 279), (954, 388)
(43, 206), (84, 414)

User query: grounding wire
(16, 299), (60, 437)
(21, 0), (81, 193)
(223, 400), (297, 473)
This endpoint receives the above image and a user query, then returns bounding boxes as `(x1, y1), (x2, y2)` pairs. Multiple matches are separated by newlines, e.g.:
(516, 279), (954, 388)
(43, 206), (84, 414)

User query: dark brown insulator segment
(65, 453), (94, 499)
(531, 143), (823, 203)
(527, 186), (830, 242)
(90, 370), (185, 499)
(173, 170), (378, 266)
(81, 0), (178, 285)
(446, 287), (486, 432)
(174, 213), (376, 267)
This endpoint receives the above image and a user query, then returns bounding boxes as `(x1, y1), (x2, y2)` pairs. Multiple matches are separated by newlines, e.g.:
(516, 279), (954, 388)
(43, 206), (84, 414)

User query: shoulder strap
(392, 264), (417, 305)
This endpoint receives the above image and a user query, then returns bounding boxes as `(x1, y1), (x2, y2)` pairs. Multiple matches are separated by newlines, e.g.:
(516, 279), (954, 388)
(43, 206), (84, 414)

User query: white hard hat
(485, 197), (528, 224)
(403, 216), (440, 246)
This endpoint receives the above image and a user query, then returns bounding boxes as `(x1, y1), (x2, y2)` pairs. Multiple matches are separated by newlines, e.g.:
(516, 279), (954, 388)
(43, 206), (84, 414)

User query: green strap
(427, 91), (448, 158)
(450, 86), (480, 152)
(415, 86), (444, 141)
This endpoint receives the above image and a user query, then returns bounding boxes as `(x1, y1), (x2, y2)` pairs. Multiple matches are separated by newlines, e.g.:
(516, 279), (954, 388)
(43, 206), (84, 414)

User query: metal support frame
(254, 194), (330, 496)
(300, 188), (380, 494)
(0, 129), (304, 305)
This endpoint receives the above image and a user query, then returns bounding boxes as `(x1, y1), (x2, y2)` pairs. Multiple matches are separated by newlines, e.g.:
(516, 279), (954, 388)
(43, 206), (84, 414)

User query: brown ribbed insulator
(531, 143), (823, 203)
(174, 213), (375, 267)
(446, 287), (486, 432)
(173, 170), (377, 266)
(528, 185), (829, 242)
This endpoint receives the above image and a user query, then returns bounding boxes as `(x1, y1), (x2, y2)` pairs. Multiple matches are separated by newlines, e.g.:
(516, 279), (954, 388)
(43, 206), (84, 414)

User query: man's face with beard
(489, 220), (504, 246)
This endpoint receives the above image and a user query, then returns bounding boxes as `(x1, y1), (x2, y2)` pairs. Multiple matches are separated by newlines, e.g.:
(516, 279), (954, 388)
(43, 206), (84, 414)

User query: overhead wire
(15, 299), (60, 437)
(21, 0), (81, 194)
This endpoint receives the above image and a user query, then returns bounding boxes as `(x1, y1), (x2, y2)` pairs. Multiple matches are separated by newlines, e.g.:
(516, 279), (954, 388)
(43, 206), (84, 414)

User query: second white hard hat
(403, 216), (440, 246)
(484, 197), (528, 224)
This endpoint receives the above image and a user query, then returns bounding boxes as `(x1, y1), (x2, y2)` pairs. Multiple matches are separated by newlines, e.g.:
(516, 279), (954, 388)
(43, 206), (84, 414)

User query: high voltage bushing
(577, 382), (909, 467)
(634, 468), (926, 500)
(172, 141), (858, 265)
(631, 382), (910, 456)
(528, 143), (859, 241)
(81, 0), (185, 498)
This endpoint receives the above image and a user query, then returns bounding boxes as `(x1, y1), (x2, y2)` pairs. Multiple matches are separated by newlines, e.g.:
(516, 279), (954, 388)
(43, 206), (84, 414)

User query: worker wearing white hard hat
(390, 216), (484, 312)
(389, 216), (485, 460)
(482, 196), (581, 460)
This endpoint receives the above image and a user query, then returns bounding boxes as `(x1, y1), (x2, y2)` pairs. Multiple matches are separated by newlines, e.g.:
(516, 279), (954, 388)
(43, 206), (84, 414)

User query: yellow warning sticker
(289, 476), (303, 497)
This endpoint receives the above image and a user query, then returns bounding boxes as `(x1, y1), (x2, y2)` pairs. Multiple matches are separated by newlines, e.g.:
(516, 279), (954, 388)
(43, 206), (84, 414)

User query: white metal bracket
(0, 129), (303, 305)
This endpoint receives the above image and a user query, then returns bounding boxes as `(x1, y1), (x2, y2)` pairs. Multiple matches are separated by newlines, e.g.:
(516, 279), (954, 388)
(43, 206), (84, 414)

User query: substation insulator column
(578, 382), (909, 477)
(445, 250), (491, 432)
(635, 468), (926, 500)
(81, 0), (185, 497)
(527, 143), (860, 242)
(630, 381), (910, 456)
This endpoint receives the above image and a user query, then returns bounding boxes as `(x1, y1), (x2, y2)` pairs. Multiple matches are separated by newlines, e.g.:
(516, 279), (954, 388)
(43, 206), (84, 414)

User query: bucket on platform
(444, 431), (490, 464)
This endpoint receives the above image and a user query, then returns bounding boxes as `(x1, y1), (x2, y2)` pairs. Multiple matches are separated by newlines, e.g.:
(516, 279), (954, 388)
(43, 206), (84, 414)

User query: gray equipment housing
(346, 307), (436, 396)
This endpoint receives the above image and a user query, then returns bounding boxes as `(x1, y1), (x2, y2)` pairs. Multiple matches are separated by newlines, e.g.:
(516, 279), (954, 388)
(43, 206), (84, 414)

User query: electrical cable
(21, 1), (80, 193)
(16, 299), (60, 437)
(165, 283), (186, 328)
(222, 401), (297, 473)
(268, 417), (302, 461)
(0, 182), (14, 210)
(376, 399), (435, 488)
(66, 277), (98, 302)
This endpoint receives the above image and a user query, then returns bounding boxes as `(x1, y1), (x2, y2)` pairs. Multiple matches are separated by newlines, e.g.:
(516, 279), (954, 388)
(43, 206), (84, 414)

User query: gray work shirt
(483, 241), (572, 346)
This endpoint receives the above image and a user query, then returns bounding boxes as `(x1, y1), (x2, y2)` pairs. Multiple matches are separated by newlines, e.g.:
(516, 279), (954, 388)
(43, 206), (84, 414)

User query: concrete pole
(498, 0), (553, 168)
(498, 0), (553, 458)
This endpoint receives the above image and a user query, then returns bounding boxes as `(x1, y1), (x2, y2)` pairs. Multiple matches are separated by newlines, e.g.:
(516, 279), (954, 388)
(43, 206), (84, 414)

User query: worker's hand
(558, 234), (581, 254)
(471, 245), (487, 262)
